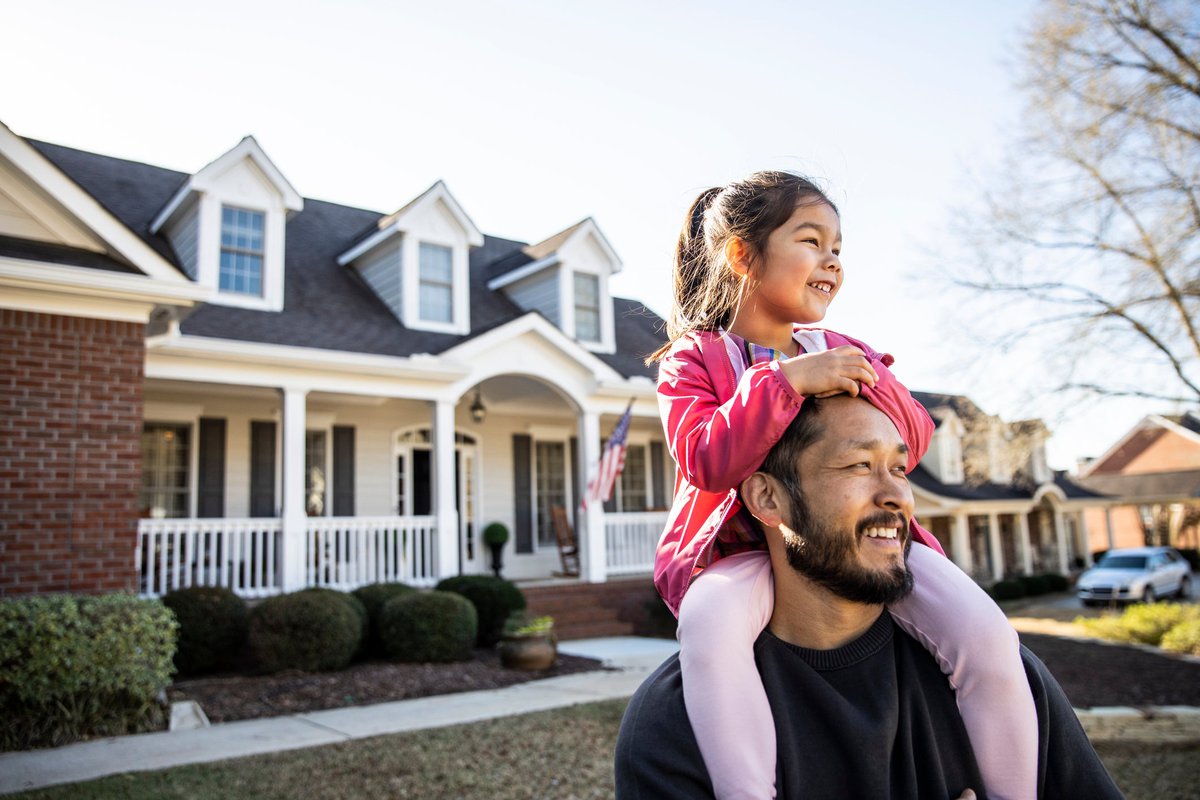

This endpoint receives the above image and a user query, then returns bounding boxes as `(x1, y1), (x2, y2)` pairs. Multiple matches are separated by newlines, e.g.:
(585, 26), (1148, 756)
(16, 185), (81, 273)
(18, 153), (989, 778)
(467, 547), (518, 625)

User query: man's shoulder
(615, 654), (714, 799)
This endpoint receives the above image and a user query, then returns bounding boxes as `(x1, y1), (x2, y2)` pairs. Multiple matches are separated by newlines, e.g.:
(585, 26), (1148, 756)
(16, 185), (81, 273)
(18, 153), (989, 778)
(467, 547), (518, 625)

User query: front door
(394, 429), (480, 575)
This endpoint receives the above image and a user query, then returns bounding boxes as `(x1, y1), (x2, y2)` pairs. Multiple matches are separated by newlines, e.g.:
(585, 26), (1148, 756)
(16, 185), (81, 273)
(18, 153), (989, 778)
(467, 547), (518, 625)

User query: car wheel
(1179, 576), (1192, 600)
(1081, 599), (1098, 608)
(1142, 586), (1157, 604)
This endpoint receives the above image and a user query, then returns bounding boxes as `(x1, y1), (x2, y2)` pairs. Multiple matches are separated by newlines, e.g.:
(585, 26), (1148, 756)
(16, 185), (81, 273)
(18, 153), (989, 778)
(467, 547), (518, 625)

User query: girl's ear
(741, 472), (784, 528)
(724, 236), (753, 278)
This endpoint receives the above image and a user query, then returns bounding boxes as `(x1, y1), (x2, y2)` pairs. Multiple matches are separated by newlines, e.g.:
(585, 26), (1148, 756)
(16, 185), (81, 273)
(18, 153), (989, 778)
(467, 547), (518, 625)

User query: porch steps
(520, 576), (662, 641)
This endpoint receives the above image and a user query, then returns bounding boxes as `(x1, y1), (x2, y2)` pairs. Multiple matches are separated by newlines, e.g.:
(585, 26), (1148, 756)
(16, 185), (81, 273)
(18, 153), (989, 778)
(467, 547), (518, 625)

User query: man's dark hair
(759, 398), (828, 498)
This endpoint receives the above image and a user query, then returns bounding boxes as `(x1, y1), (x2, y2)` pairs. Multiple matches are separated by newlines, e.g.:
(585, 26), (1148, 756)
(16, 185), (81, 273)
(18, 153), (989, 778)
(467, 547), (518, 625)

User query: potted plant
(497, 613), (557, 671)
(483, 522), (509, 578)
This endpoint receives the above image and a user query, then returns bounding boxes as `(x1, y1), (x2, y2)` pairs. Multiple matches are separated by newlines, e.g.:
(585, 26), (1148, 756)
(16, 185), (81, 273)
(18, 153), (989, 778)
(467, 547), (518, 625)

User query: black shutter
(569, 436), (580, 533)
(333, 425), (355, 517)
(650, 440), (666, 510)
(197, 417), (226, 518)
(250, 421), (276, 517)
(513, 434), (533, 554)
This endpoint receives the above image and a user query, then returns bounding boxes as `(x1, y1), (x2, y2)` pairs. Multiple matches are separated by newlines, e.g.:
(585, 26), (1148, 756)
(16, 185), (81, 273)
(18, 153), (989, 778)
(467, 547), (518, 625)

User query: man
(615, 395), (1122, 799)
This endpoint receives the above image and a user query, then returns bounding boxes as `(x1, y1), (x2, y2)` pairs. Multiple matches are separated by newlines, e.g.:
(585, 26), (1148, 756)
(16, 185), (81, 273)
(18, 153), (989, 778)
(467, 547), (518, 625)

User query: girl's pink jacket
(654, 327), (943, 616)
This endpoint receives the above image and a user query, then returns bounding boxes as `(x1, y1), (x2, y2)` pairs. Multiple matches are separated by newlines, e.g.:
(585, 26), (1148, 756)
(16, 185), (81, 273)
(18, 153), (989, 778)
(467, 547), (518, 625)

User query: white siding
(167, 207), (201, 280)
(358, 242), (403, 320)
(506, 268), (560, 325)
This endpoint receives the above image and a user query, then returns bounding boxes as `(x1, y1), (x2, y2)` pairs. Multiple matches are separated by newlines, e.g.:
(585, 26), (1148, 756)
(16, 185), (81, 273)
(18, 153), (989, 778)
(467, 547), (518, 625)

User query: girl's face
(744, 201), (842, 326)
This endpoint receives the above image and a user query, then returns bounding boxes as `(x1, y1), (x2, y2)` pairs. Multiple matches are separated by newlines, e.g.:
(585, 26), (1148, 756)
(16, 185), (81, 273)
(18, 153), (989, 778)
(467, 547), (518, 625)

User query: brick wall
(0, 309), (144, 596)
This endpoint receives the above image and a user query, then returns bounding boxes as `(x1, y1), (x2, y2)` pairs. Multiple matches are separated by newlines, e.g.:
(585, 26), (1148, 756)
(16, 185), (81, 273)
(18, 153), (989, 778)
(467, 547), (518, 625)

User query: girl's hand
(779, 346), (879, 398)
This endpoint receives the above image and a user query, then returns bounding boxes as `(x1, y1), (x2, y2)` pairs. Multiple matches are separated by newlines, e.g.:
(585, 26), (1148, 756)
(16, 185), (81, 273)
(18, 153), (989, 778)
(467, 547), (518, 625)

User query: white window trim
(142, 414), (200, 520)
(402, 236), (470, 335)
(217, 205), (268, 299)
(530, 434), (573, 553)
(305, 425), (333, 517)
(196, 198), (286, 312)
(560, 268), (614, 353)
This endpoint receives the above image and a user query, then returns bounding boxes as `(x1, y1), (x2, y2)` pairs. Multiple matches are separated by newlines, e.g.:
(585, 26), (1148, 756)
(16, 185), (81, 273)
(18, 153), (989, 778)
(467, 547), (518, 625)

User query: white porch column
(1078, 511), (1094, 567)
(1053, 508), (1070, 575)
(281, 386), (309, 591)
(1017, 512), (1033, 575)
(950, 513), (972, 576)
(987, 512), (1004, 582)
(433, 399), (460, 579)
(580, 410), (607, 583)
(1104, 507), (1116, 550)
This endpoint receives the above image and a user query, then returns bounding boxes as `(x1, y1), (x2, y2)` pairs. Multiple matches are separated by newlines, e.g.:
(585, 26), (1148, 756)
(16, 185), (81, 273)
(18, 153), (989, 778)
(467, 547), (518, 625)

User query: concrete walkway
(0, 637), (679, 796)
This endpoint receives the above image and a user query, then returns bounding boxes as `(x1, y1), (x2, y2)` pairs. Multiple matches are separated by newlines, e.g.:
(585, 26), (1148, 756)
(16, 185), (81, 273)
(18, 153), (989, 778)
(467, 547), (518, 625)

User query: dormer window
(219, 206), (265, 296)
(573, 272), (600, 342)
(418, 242), (454, 323)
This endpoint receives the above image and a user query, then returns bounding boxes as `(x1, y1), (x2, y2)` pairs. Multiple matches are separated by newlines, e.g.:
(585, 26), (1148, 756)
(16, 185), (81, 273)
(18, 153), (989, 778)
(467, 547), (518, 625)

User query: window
(141, 423), (190, 518)
(305, 431), (327, 516)
(574, 272), (600, 341)
(419, 242), (454, 323)
(535, 441), (568, 547)
(617, 444), (648, 511)
(219, 206), (265, 295)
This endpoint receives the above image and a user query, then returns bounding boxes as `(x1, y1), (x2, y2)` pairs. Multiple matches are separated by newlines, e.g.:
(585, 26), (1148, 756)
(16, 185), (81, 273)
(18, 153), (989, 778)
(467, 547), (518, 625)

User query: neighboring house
(907, 393), (1106, 580)
(0, 125), (1107, 601)
(1076, 413), (1200, 553)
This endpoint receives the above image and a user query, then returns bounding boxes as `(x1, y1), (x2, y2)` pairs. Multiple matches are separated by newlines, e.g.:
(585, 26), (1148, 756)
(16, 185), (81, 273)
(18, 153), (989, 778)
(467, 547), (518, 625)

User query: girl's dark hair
(647, 171), (837, 363)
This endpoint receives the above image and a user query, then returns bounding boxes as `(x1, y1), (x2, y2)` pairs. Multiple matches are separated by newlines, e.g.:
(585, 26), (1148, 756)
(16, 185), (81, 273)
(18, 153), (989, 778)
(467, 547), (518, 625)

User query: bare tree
(951, 0), (1199, 404)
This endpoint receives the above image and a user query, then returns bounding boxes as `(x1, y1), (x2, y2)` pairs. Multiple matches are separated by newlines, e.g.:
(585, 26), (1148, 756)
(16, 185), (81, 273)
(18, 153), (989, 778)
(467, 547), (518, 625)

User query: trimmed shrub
(1161, 619), (1200, 656)
(300, 588), (369, 658)
(1041, 573), (1070, 592)
(379, 591), (477, 662)
(1017, 575), (1051, 597)
(1076, 603), (1200, 646)
(435, 575), (526, 646)
(0, 594), (176, 751)
(991, 580), (1027, 601)
(162, 586), (248, 676)
(352, 582), (417, 655)
(249, 591), (361, 673)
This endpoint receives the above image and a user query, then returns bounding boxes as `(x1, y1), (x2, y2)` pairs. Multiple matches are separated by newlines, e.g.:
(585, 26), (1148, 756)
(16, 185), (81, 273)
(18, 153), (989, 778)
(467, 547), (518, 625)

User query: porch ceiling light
(470, 389), (487, 423)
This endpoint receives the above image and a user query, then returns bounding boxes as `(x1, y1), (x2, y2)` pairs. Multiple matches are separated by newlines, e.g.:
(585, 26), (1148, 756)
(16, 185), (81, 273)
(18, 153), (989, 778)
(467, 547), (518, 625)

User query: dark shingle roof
(1077, 469), (1200, 502)
(29, 139), (663, 379)
(0, 235), (138, 274)
(910, 391), (988, 428)
(908, 464), (1030, 501)
(1054, 471), (1110, 500)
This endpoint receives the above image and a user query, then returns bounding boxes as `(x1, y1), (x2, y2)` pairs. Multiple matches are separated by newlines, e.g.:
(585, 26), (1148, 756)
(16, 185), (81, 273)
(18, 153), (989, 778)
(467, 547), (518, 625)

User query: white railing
(605, 511), (667, 576)
(306, 516), (438, 590)
(137, 518), (283, 598)
(137, 515), (438, 598)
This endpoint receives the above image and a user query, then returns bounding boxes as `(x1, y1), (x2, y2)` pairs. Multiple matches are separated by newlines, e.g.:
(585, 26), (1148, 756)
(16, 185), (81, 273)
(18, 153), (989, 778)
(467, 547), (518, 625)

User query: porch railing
(137, 515), (438, 598)
(604, 511), (667, 577)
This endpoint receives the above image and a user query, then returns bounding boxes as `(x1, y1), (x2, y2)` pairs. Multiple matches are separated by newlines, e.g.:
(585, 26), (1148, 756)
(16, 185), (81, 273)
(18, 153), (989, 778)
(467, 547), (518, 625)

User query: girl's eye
(832, 248), (841, 256)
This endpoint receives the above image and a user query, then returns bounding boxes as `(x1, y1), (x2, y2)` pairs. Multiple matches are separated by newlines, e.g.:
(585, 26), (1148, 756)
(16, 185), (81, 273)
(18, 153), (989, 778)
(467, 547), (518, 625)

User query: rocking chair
(550, 506), (581, 577)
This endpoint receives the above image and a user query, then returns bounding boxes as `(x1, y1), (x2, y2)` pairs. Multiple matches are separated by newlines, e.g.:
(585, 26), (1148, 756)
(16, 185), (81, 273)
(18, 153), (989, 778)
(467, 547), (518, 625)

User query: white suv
(1076, 546), (1193, 606)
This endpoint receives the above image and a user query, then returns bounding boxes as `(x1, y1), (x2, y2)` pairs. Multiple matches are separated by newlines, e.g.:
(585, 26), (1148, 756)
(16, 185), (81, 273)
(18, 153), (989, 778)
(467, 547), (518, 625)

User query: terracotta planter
(498, 634), (557, 671)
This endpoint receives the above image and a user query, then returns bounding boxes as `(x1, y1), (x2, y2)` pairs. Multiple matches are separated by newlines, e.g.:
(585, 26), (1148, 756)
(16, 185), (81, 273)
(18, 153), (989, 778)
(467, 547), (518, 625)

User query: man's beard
(778, 481), (915, 605)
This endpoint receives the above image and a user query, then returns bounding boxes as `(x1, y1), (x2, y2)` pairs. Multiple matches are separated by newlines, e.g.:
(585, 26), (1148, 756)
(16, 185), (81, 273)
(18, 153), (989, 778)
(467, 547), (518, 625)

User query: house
(0, 124), (1107, 607)
(1076, 413), (1200, 553)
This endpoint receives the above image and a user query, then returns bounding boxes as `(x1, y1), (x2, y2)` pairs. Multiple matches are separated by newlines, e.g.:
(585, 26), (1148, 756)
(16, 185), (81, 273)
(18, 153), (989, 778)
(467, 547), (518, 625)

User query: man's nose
(875, 472), (914, 515)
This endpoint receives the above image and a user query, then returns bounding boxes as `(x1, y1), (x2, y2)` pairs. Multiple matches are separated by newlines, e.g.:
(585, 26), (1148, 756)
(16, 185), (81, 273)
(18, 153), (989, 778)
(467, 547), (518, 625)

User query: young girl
(650, 172), (1037, 800)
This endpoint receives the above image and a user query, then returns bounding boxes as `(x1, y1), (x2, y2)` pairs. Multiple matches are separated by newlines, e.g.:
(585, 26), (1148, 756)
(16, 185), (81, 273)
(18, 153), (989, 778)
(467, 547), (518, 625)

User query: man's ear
(741, 472), (785, 528)
(724, 236), (753, 278)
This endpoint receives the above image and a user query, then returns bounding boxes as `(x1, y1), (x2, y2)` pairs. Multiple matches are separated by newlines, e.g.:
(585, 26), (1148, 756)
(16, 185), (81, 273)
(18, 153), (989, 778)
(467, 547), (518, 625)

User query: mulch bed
(169, 634), (1200, 726)
(1020, 633), (1200, 708)
(168, 650), (606, 723)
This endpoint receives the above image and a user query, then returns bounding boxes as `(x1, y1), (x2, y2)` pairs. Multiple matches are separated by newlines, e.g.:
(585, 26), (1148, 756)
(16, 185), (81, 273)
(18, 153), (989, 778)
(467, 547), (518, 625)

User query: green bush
(483, 522), (510, 547)
(435, 575), (526, 646)
(1076, 603), (1200, 646)
(1041, 573), (1070, 592)
(352, 582), (417, 655)
(1160, 619), (1200, 655)
(1017, 575), (1051, 597)
(0, 594), (176, 751)
(249, 591), (361, 673)
(991, 580), (1027, 601)
(379, 591), (477, 663)
(162, 586), (248, 676)
(300, 588), (369, 658)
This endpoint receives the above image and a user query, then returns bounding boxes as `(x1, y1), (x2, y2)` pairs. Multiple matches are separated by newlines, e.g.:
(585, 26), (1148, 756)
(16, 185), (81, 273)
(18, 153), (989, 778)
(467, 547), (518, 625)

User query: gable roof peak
(522, 216), (621, 272)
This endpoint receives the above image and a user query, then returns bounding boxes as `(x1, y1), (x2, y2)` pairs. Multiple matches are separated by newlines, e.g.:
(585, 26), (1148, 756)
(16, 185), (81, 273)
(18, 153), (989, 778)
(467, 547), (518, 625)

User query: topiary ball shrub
(162, 586), (248, 676)
(299, 588), (369, 658)
(378, 591), (477, 663)
(1041, 573), (1070, 592)
(435, 575), (526, 646)
(249, 591), (361, 673)
(991, 580), (1027, 601)
(1017, 575), (1051, 597)
(351, 582), (417, 656)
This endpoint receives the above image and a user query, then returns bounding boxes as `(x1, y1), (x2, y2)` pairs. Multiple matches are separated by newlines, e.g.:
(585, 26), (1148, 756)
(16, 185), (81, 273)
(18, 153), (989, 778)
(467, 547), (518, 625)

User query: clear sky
(4, 0), (1182, 469)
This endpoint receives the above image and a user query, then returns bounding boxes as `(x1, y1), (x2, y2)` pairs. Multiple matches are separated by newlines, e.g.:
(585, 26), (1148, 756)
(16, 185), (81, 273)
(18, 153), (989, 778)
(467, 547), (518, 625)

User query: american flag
(584, 401), (634, 507)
